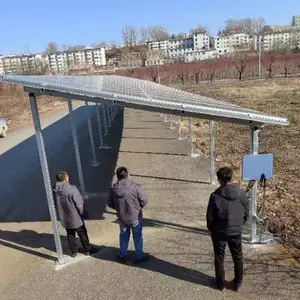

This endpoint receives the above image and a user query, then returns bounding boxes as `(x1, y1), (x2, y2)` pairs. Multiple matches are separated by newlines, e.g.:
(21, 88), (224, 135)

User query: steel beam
(249, 125), (259, 243)
(68, 98), (86, 196)
(102, 104), (108, 136)
(178, 116), (184, 140)
(189, 118), (199, 157)
(209, 120), (216, 184)
(29, 93), (65, 264)
(96, 103), (111, 150)
(85, 101), (100, 167)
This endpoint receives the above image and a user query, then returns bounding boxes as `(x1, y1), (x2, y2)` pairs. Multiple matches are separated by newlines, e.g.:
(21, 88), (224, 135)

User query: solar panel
(1, 74), (288, 126)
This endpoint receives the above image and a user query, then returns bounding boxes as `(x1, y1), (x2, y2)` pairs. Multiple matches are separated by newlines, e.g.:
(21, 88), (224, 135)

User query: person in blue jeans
(107, 166), (149, 263)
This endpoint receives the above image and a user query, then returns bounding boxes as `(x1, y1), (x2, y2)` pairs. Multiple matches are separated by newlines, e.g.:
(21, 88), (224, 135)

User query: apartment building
(0, 53), (46, 74)
(0, 56), (4, 74)
(256, 29), (300, 52)
(147, 32), (210, 62)
(47, 47), (106, 73)
(212, 33), (252, 55)
(292, 15), (300, 28)
(184, 49), (218, 63)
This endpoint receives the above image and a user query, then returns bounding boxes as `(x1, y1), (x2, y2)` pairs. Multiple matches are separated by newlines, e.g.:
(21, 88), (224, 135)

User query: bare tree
(207, 61), (216, 82)
(140, 27), (151, 43)
(119, 49), (142, 68)
(192, 62), (202, 84)
(122, 25), (138, 47)
(148, 66), (159, 82)
(97, 41), (107, 48)
(264, 52), (277, 78)
(149, 26), (169, 41)
(45, 42), (58, 54)
(176, 63), (186, 84)
(222, 17), (265, 35)
(190, 25), (209, 35)
(234, 50), (248, 80)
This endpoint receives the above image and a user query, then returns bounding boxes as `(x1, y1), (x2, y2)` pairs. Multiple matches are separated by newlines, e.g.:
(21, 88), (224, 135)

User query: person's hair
(56, 171), (68, 182)
(216, 167), (233, 185)
(116, 167), (129, 180)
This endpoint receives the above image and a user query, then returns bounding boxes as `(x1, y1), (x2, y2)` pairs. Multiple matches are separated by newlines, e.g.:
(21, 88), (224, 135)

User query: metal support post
(189, 118), (199, 157)
(85, 101), (100, 167)
(110, 105), (114, 123)
(178, 116), (184, 140)
(95, 103), (111, 150)
(107, 104), (112, 128)
(209, 120), (216, 184)
(249, 125), (259, 243)
(258, 35), (262, 77)
(164, 114), (168, 122)
(29, 93), (64, 264)
(170, 115), (175, 129)
(102, 104), (108, 136)
(68, 98), (86, 197)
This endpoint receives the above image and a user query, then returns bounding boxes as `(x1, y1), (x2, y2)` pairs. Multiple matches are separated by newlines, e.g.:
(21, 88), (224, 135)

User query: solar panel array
(1, 74), (288, 126)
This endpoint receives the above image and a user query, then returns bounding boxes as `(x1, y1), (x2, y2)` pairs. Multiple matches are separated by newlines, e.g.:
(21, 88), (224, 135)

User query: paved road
(0, 108), (299, 300)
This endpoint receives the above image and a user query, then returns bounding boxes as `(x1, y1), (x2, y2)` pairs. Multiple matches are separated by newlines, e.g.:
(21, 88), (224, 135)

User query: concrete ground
(0, 108), (299, 300)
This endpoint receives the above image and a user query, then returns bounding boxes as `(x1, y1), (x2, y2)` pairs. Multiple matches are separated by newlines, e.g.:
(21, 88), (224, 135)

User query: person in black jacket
(206, 167), (249, 292)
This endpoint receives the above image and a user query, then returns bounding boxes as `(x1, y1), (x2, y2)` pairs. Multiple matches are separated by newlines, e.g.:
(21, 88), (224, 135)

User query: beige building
(147, 32), (210, 62)
(212, 33), (253, 55)
(47, 47), (106, 73)
(0, 54), (46, 74)
(0, 56), (4, 74)
(256, 29), (300, 52)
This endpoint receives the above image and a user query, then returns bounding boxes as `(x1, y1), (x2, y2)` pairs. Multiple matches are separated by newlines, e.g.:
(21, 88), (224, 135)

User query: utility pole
(157, 63), (161, 84)
(258, 35), (262, 77)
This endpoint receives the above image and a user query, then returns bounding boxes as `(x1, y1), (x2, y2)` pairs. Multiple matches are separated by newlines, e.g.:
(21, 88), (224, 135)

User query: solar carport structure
(1, 74), (288, 264)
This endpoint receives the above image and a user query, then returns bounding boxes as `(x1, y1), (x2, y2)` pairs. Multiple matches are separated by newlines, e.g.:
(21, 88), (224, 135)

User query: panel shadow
(0, 105), (124, 222)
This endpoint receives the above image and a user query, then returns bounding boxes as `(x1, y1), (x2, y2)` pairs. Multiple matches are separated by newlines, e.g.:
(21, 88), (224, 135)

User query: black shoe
(70, 252), (78, 258)
(84, 247), (100, 256)
(231, 280), (242, 292)
(134, 253), (150, 264)
(117, 255), (127, 263)
(214, 279), (224, 291)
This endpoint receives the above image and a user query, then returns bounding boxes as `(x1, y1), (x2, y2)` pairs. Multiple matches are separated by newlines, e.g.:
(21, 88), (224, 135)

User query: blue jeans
(119, 220), (143, 259)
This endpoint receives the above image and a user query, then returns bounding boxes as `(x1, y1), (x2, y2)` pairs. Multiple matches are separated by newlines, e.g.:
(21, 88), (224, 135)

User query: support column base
(190, 153), (200, 158)
(54, 255), (68, 265)
(97, 145), (112, 150)
(242, 234), (279, 245)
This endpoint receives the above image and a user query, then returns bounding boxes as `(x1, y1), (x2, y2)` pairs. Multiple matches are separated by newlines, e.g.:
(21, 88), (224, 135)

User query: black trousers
(211, 234), (243, 286)
(66, 224), (91, 254)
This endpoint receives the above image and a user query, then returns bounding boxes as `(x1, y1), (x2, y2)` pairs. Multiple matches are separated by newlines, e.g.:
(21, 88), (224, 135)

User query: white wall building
(184, 50), (218, 63)
(212, 33), (252, 55)
(193, 33), (210, 50)
(47, 47), (106, 73)
(147, 32), (211, 62)
(0, 55), (4, 74)
(257, 30), (300, 52)
(0, 54), (46, 73)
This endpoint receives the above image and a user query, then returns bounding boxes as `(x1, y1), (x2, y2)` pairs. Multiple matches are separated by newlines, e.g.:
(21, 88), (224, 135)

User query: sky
(1, 0), (299, 55)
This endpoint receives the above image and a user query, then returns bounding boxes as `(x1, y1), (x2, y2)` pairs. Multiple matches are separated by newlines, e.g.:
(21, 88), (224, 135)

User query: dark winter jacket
(206, 184), (249, 237)
(53, 182), (84, 229)
(107, 179), (148, 226)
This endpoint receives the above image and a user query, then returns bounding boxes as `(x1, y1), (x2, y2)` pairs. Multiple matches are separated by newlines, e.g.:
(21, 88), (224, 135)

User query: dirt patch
(0, 83), (66, 131)
(181, 77), (300, 259)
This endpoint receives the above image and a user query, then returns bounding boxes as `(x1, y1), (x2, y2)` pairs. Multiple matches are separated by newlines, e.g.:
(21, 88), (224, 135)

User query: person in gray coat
(53, 171), (97, 257)
(107, 166), (149, 263)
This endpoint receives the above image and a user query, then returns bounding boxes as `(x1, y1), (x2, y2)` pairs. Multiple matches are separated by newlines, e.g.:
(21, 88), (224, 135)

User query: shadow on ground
(0, 105), (124, 222)
(0, 228), (214, 288)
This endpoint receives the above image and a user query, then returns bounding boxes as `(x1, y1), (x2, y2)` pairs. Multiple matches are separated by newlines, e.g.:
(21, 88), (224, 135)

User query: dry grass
(182, 78), (300, 258)
(0, 83), (66, 131)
